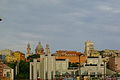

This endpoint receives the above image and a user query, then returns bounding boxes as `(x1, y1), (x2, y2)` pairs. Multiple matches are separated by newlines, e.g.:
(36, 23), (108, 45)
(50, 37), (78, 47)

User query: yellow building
(12, 51), (25, 61)
(91, 53), (100, 57)
(0, 49), (12, 56)
(5, 55), (17, 63)
(5, 51), (25, 63)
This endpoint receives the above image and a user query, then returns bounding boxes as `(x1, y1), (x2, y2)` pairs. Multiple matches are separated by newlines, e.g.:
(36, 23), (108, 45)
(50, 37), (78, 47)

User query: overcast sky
(0, 0), (120, 53)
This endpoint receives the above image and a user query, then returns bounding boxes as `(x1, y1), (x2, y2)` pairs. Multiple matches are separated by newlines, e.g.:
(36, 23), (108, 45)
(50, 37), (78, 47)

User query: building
(5, 55), (17, 63)
(85, 41), (94, 56)
(55, 59), (69, 74)
(100, 49), (120, 57)
(108, 56), (120, 72)
(0, 59), (3, 78)
(0, 49), (12, 56)
(45, 44), (50, 55)
(30, 44), (71, 80)
(81, 56), (106, 78)
(26, 43), (32, 58)
(0, 59), (14, 80)
(54, 50), (87, 63)
(0, 55), (6, 61)
(35, 42), (44, 54)
(3, 64), (14, 80)
(5, 51), (25, 63)
(30, 55), (70, 80)
(30, 55), (55, 80)
(12, 51), (25, 61)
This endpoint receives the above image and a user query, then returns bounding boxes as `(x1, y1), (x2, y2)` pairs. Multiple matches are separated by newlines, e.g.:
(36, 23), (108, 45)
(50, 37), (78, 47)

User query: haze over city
(0, 0), (120, 53)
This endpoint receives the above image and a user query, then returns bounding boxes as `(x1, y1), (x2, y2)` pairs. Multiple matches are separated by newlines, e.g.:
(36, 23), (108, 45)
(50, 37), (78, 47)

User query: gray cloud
(0, 0), (120, 53)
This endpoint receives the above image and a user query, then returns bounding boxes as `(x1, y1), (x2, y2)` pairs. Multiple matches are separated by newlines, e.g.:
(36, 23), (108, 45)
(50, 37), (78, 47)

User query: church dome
(36, 42), (43, 51)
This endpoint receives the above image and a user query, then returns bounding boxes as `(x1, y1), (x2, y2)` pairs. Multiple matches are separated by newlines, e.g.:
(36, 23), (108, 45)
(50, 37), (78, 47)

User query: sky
(0, 0), (120, 53)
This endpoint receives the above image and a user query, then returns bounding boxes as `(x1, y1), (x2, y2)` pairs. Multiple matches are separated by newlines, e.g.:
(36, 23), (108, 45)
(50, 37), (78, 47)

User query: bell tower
(26, 43), (31, 58)
(45, 44), (50, 55)
(85, 40), (94, 56)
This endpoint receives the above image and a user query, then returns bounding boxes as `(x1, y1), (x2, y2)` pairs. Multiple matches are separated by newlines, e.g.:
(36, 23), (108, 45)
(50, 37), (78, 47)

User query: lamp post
(78, 54), (83, 80)
(103, 59), (108, 80)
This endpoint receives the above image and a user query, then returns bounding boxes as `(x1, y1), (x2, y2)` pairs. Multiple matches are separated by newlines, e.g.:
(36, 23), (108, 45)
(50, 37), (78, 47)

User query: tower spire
(45, 44), (50, 55)
(26, 43), (31, 58)
(27, 43), (30, 48)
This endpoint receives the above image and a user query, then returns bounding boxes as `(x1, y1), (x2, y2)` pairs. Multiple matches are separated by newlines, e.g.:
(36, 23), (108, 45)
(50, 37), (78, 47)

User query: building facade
(0, 59), (14, 80)
(54, 50), (87, 63)
(108, 56), (120, 72)
(3, 64), (14, 80)
(85, 41), (94, 56)
(81, 56), (106, 78)
(12, 51), (25, 61)
(0, 55), (6, 61)
(5, 55), (17, 63)
(30, 55), (70, 80)
(0, 59), (3, 78)
(5, 51), (25, 63)
(35, 42), (44, 55)
(30, 44), (71, 80)
(0, 49), (12, 56)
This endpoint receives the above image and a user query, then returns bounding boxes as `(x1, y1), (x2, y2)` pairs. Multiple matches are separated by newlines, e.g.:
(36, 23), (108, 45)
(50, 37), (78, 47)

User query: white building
(30, 44), (69, 80)
(30, 54), (69, 80)
(81, 56), (106, 77)
(3, 64), (14, 80)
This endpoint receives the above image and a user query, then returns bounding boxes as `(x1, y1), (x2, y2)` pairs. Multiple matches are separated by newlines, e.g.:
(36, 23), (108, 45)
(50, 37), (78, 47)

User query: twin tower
(26, 42), (50, 57)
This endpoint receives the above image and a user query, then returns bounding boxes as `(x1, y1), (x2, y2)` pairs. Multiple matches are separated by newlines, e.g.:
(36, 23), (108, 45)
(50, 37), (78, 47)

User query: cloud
(0, 0), (120, 53)
(98, 5), (120, 14)
(98, 5), (113, 11)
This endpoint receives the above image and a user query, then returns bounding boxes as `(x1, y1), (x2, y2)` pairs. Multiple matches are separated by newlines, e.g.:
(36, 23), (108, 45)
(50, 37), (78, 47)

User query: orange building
(54, 50), (87, 63)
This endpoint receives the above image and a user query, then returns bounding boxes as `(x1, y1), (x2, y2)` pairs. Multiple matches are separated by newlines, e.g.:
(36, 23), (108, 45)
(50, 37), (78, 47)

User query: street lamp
(78, 54), (83, 80)
(103, 59), (108, 80)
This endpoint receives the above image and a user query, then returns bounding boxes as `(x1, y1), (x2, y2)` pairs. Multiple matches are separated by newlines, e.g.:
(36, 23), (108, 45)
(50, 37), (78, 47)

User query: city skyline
(0, 0), (120, 53)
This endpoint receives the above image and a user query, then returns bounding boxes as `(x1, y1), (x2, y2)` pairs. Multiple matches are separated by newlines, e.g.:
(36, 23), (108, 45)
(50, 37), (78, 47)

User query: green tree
(7, 62), (17, 69)
(27, 54), (40, 61)
(15, 60), (29, 79)
(6, 60), (30, 79)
